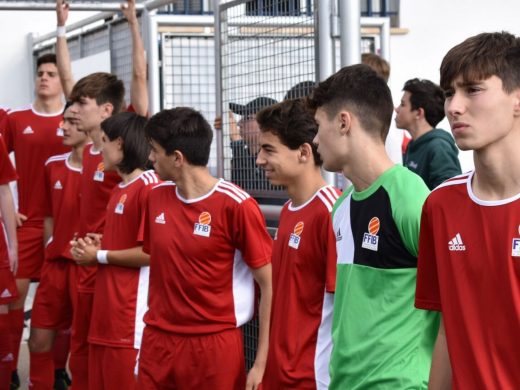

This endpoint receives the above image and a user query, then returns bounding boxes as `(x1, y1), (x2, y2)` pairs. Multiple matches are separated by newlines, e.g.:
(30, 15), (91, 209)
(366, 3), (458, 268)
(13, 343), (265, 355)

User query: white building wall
(0, 10), (95, 109)
(390, 0), (520, 171)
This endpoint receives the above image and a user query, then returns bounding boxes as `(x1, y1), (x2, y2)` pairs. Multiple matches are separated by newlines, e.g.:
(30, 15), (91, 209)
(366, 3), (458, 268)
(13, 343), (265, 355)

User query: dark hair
(145, 107), (213, 166)
(101, 112), (150, 174)
(69, 72), (125, 115)
(307, 64), (394, 141)
(403, 78), (445, 127)
(256, 99), (322, 166)
(63, 101), (73, 114)
(36, 53), (57, 69)
(440, 31), (520, 92)
(362, 53), (390, 82)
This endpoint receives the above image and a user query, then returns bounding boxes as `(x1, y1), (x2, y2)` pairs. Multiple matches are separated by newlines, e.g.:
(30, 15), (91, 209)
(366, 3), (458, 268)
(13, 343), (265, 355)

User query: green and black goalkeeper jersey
(329, 165), (439, 389)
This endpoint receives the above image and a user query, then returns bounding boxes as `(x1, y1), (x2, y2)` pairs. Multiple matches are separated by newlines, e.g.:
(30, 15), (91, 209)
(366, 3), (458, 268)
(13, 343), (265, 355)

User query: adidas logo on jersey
(336, 228), (343, 241)
(155, 212), (166, 224)
(0, 288), (12, 298)
(1, 352), (14, 363)
(448, 233), (466, 251)
(22, 126), (34, 134)
(54, 180), (63, 190)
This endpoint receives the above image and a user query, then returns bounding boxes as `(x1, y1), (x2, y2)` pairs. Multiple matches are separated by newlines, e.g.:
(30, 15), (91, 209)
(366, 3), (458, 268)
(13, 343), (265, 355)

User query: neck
(118, 168), (144, 184)
(175, 166), (219, 200)
(472, 131), (520, 200)
(33, 96), (63, 114)
(286, 167), (327, 207)
(89, 127), (103, 150)
(410, 121), (433, 140)
(68, 143), (86, 168)
(343, 141), (394, 192)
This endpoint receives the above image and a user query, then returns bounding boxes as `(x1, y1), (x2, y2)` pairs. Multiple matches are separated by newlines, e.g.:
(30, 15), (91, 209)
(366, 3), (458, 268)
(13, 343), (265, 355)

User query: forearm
(428, 318), (452, 390)
(0, 185), (17, 252)
(99, 246), (149, 268)
(129, 17), (148, 116)
(252, 264), (272, 371)
(43, 217), (53, 245)
(56, 35), (75, 99)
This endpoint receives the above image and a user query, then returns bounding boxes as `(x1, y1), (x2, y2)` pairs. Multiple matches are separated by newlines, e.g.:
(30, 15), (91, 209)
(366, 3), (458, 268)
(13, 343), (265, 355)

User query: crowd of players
(0, 1), (519, 389)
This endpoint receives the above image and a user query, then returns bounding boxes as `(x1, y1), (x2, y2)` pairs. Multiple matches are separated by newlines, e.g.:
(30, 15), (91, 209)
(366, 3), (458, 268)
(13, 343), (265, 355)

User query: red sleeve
(42, 162), (52, 218)
(415, 200), (442, 311)
(233, 198), (272, 269)
(0, 115), (13, 153)
(0, 135), (16, 184)
(137, 184), (153, 243)
(322, 212), (337, 293)
(142, 191), (151, 255)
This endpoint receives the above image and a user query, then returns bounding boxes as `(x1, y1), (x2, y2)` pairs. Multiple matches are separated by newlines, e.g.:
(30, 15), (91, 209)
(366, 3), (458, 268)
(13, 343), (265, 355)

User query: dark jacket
(403, 128), (461, 190)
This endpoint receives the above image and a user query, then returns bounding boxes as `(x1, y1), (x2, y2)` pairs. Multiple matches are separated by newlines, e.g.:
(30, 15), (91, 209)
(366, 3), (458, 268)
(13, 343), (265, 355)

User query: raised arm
(121, 0), (148, 116)
(56, 0), (75, 98)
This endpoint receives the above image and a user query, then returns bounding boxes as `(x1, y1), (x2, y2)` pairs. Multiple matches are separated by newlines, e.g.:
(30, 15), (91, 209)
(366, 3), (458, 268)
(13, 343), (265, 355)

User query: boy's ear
(339, 111), (352, 135)
(298, 142), (313, 163)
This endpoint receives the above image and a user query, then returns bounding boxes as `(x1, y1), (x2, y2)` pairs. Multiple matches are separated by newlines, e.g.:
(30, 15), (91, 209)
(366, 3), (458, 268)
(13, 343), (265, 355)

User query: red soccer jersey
(264, 186), (339, 390)
(89, 170), (159, 349)
(43, 153), (82, 261)
(77, 144), (120, 292)
(0, 106), (67, 224)
(0, 135), (17, 268)
(415, 172), (520, 389)
(143, 179), (272, 335)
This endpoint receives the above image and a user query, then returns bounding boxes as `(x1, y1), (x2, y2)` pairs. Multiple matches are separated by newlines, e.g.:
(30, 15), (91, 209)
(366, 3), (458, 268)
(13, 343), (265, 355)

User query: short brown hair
(256, 99), (321, 166)
(362, 53), (390, 82)
(307, 64), (394, 141)
(36, 53), (57, 69)
(440, 32), (520, 92)
(70, 72), (125, 115)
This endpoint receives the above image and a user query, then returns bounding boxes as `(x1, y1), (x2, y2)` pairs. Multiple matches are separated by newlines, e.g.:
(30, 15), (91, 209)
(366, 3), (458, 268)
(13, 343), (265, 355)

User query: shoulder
(315, 185), (341, 213)
(139, 170), (160, 187)
(427, 172), (471, 204)
(6, 105), (31, 116)
(214, 180), (251, 204)
(45, 152), (70, 166)
(151, 181), (175, 192)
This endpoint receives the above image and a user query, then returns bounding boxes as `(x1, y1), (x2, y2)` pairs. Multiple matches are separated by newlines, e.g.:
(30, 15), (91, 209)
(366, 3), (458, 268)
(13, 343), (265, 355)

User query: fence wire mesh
(218, 0), (316, 204)
(217, 0), (317, 368)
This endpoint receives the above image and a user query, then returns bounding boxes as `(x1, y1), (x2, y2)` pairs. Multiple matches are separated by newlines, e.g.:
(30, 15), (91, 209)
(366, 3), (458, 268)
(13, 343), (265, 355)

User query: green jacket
(403, 128), (461, 190)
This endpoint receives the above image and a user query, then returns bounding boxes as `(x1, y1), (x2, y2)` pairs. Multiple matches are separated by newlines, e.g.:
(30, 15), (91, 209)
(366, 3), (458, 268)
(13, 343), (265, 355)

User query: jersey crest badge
(54, 180), (63, 190)
(115, 194), (127, 214)
(194, 211), (211, 237)
(22, 126), (34, 135)
(512, 238), (520, 257)
(93, 162), (105, 182)
(56, 127), (64, 137)
(288, 221), (304, 249)
(362, 217), (380, 251)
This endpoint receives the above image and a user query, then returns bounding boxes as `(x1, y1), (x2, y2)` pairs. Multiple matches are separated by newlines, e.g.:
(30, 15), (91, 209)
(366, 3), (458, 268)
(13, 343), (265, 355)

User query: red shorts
(76, 265), (97, 293)
(31, 259), (77, 330)
(137, 327), (246, 390)
(89, 344), (138, 390)
(17, 224), (45, 279)
(0, 265), (18, 305)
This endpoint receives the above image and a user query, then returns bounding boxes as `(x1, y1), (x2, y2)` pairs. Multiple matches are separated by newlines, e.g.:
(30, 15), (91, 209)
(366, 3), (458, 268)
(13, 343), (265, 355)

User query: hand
(228, 111), (242, 141)
(56, 0), (69, 26)
(71, 236), (100, 266)
(121, 0), (137, 24)
(86, 232), (103, 247)
(213, 115), (222, 131)
(245, 364), (264, 390)
(15, 212), (27, 227)
(8, 246), (17, 275)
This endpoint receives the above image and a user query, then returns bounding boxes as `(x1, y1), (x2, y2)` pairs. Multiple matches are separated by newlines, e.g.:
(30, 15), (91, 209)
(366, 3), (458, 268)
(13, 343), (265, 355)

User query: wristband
(96, 250), (109, 264)
(57, 26), (66, 37)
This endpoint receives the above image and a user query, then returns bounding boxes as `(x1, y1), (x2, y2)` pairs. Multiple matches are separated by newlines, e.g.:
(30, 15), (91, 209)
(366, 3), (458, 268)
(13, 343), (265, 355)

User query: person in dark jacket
(395, 78), (461, 189)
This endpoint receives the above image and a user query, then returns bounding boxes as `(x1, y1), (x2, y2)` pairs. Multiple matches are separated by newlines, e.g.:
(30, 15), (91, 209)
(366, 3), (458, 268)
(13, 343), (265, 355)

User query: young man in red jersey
(71, 112), (157, 390)
(0, 135), (19, 390)
(0, 53), (68, 387)
(27, 102), (88, 390)
(415, 32), (520, 389)
(138, 107), (272, 390)
(255, 99), (339, 389)
(57, 2), (148, 387)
